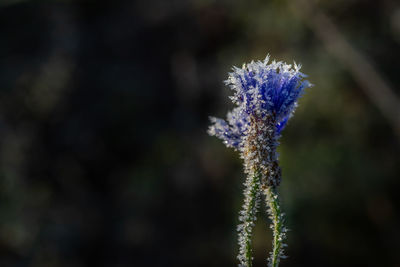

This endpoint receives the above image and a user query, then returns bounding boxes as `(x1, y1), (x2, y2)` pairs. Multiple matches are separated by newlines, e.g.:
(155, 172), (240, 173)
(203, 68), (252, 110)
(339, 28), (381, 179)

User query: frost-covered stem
(264, 185), (287, 267)
(237, 170), (261, 267)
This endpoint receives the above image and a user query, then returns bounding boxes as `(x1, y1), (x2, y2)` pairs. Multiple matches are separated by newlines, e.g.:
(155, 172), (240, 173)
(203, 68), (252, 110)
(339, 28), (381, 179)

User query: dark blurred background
(1, 0), (400, 266)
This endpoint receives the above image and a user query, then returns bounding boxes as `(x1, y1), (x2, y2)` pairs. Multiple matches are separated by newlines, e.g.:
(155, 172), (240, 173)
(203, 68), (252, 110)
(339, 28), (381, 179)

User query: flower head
(209, 55), (311, 149)
(208, 55), (311, 186)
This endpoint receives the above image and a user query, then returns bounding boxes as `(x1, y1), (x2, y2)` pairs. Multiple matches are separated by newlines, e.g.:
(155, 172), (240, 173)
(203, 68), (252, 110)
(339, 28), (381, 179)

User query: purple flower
(208, 55), (311, 150)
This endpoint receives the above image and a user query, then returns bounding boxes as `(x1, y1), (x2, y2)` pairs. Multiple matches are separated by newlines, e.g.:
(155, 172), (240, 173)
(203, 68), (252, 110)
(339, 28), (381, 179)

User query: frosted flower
(208, 55), (312, 267)
(208, 55), (311, 186)
(209, 55), (310, 148)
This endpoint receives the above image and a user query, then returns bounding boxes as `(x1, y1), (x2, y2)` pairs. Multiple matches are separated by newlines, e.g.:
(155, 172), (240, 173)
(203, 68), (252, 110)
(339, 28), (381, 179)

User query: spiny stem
(264, 186), (287, 267)
(237, 171), (261, 267)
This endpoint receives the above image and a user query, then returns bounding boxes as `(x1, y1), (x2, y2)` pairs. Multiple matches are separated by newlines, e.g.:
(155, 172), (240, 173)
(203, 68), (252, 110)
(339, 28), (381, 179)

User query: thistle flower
(208, 55), (311, 267)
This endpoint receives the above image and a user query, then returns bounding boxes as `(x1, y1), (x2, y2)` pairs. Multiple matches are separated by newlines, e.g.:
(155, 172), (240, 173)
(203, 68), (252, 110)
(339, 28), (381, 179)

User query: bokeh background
(1, 0), (400, 266)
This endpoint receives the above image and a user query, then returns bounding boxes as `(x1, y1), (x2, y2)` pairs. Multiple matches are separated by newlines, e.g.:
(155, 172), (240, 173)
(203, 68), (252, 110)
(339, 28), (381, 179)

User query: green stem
(237, 171), (261, 267)
(264, 186), (286, 267)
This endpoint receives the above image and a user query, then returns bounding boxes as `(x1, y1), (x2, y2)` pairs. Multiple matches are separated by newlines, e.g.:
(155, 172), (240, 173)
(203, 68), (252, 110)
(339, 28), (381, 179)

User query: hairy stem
(237, 171), (261, 267)
(264, 186), (287, 267)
